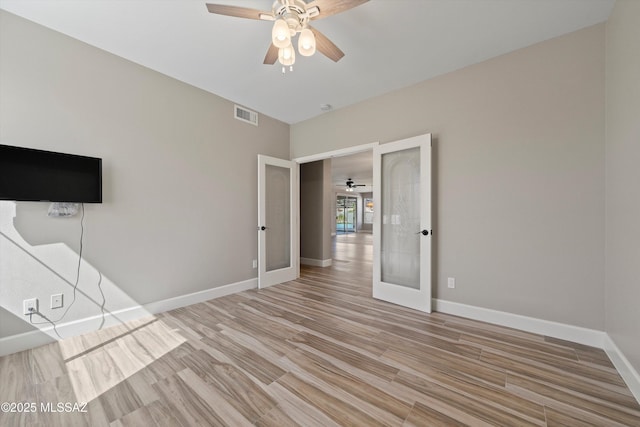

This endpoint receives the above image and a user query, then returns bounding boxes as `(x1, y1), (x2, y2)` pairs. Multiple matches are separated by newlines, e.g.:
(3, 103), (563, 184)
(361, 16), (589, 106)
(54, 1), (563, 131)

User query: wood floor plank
(123, 369), (160, 406)
(200, 332), (286, 385)
(482, 350), (640, 410)
(382, 346), (506, 387)
(109, 405), (153, 427)
(462, 333), (627, 387)
(254, 404), (300, 427)
(239, 297), (310, 325)
(389, 352), (546, 423)
(264, 381), (343, 427)
(446, 318), (580, 360)
(377, 327), (482, 360)
(179, 349), (277, 422)
(31, 342), (67, 384)
(544, 405), (605, 427)
(394, 370), (543, 426)
(0, 348), (37, 405)
(507, 372), (640, 425)
(97, 378), (144, 423)
(34, 373), (91, 427)
(144, 400), (184, 427)
(1, 233), (638, 426)
(176, 368), (254, 426)
(404, 401), (469, 427)
(222, 313), (300, 356)
(284, 348), (412, 422)
(277, 372), (387, 426)
(140, 351), (187, 384)
(153, 369), (246, 426)
(545, 336), (619, 370)
(289, 331), (399, 381)
(297, 317), (389, 356)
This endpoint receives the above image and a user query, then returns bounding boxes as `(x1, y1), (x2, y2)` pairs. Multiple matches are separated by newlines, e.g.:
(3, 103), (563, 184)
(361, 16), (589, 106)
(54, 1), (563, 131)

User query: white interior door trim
(292, 142), (379, 164)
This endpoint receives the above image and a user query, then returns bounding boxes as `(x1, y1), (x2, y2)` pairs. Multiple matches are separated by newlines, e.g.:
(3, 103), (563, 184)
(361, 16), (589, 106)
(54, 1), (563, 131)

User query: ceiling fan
(205, 0), (369, 70)
(345, 178), (366, 191)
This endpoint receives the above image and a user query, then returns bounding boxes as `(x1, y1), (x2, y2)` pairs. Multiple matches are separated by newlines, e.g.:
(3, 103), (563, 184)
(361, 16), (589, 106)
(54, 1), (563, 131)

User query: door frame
(264, 136), (434, 296)
(293, 142), (380, 268)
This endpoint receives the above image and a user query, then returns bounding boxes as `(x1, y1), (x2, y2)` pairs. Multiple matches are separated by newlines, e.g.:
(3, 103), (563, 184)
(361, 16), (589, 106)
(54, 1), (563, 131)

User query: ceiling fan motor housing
(206, 0), (358, 64)
(273, 0), (317, 33)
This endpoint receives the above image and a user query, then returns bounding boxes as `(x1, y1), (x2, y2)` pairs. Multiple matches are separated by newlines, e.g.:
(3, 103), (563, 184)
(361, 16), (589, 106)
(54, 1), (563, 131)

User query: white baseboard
(0, 278), (257, 357)
(434, 298), (640, 405)
(143, 278), (257, 314)
(300, 257), (332, 267)
(433, 299), (606, 348)
(603, 334), (640, 403)
(0, 329), (57, 358)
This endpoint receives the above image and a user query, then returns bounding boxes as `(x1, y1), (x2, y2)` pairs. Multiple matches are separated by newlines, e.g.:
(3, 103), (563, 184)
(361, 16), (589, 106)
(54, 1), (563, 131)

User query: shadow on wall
(0, 201), (147, 341)
(0, 200), (188, 404)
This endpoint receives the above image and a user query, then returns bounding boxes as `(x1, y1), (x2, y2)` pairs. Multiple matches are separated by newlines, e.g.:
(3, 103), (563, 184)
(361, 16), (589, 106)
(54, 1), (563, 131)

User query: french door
(372, 134), (432, 312)
(336, 195), (357, 233)
(257, 155), (298, 289)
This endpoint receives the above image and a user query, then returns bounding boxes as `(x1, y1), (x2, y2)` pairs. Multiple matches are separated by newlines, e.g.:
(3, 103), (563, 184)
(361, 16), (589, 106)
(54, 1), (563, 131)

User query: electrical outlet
(252, 259), (257, 269)
(51, 293), (63, 309)
(447, 277), (456, 289)
(23, 298), (38, 315)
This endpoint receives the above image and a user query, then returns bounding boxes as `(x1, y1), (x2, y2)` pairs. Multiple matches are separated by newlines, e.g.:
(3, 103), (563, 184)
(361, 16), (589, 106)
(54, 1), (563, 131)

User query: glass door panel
(345, 197), (356, 232)
(265, 164), (291, 271)
(258, 155), (297, 289)
(336, 196), (346, 233)
(381, 147), (420, 288)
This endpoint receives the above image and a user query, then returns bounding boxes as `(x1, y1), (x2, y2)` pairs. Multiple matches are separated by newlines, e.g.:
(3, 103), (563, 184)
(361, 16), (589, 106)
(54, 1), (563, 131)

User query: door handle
(417, 229), (429, 236)
(258, 226), (268, 231)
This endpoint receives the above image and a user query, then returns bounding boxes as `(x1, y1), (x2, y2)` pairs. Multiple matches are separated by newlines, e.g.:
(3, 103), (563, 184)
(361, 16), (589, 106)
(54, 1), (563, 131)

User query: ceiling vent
(234, 105), (259, 126)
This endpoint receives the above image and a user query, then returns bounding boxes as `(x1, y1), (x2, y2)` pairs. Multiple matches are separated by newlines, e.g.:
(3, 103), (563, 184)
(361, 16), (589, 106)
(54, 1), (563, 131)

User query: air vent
(234, 105), (259, 126)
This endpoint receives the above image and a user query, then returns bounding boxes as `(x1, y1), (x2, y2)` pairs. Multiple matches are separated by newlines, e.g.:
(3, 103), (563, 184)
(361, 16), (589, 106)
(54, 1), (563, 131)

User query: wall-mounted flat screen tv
(0, 144), (102, 203)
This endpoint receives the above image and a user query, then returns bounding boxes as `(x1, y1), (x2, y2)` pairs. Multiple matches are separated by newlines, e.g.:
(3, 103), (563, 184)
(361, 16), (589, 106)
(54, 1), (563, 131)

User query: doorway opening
(295, 142), (377, 269)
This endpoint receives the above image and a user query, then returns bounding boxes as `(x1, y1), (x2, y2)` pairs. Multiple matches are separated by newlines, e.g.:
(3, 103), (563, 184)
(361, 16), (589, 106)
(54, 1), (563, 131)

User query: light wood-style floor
(1, 232), (639, 426)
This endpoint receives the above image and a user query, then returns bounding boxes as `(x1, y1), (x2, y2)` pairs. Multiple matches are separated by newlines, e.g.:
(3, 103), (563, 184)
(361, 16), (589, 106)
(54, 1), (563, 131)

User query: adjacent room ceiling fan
(205, 0), (369, 71)
(345, 178), (365, 192)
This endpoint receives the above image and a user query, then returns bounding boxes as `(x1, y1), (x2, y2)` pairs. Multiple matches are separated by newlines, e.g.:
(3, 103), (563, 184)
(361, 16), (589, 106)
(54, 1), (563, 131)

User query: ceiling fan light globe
(278, 45), (296, 66)
(272, 19), (291, 48)
(298, 28), (316, 56)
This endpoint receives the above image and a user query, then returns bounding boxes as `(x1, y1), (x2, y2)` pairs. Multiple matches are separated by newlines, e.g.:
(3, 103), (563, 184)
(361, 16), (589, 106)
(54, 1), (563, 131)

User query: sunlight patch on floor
(60, 317), (186, 403)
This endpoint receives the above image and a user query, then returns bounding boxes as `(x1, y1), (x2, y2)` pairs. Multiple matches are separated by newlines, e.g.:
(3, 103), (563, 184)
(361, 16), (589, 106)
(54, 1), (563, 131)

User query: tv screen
(0, 144), (102, 203)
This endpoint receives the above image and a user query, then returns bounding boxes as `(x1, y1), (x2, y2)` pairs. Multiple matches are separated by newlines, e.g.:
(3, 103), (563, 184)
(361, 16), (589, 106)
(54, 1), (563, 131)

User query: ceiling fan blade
(205, 4), (273, 21)
(263, 43), (279, 65)
(310, 27), (345, 62)
(306, 0), (369, 20)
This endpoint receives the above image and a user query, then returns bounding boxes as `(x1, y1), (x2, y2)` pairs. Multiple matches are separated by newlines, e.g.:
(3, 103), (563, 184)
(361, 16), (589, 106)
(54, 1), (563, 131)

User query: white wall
(605, 0), (640, 374)
(0, 11), (289, 339)
(292, 24), (606, 330)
